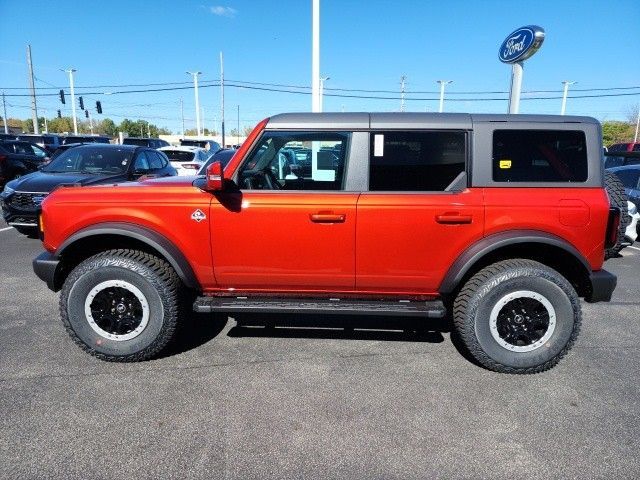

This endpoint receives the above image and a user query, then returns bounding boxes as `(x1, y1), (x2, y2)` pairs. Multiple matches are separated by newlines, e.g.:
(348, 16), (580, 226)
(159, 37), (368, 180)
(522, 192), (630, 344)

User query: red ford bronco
(33, 113), (619, 373)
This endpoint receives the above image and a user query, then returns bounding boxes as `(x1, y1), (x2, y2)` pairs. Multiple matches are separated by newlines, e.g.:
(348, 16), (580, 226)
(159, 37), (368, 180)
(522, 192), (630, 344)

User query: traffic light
(85, 110), (89, 118)
(59, 89), (65, 104)
(78, 96), (84, 110)
(96, 101), (102, 114)
(57, 110), (62, 118)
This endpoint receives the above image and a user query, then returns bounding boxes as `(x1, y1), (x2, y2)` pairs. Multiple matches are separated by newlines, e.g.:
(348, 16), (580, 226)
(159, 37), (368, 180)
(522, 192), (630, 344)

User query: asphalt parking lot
(1, 218), (639, 480)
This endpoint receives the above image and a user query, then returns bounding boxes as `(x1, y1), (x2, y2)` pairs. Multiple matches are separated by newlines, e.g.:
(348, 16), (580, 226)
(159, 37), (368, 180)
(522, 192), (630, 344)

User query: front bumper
(33, 251), (60, 291)
(586, 269), (617, 303)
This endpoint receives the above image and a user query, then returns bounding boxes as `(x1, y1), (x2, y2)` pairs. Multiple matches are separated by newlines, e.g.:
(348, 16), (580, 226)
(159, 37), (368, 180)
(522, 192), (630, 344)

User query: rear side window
(493, 130), (588, 182)
(368, 131), (466, 191)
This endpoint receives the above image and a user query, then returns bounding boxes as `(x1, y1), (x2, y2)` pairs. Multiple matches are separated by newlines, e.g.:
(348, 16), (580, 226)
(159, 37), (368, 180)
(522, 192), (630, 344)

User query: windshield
(42, 146), (132, 174)
(163, 150), (196, 162)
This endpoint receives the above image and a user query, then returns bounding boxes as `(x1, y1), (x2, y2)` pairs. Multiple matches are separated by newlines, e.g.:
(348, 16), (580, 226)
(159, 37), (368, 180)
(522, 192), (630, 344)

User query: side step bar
(193, 297), (446, 318)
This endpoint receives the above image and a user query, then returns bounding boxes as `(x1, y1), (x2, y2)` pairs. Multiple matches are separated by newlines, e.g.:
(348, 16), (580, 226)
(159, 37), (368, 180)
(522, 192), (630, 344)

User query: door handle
(435, 214), (473, 224)
(310, 213), (346, 223)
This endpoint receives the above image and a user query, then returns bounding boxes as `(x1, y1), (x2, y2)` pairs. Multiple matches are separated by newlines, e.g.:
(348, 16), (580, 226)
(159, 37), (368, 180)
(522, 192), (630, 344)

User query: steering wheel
(261, 168), (282, 190)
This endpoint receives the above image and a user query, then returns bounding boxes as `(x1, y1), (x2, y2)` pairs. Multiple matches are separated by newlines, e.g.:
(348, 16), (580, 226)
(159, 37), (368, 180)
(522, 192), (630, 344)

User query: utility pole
(27, 45), (39, 134)
(400, 75), (406, 112)
(180, 98), (185, 138)
(43, 112), (48, 133)
(634, 106), (640, 143)
(147, 122), (150, 138)
(187, 71), (202, 136)
(63, 68), (78, 134)
(220, 51), (225, 147)
(319, 76), (330, 112)
(560, 81), (577, 115)
(87, 110), (93, 135)
(237, 104), (240, 144)
(2, 92), (8, 134)
(436, 80), (453, 113)
(311, 0), (321, 112)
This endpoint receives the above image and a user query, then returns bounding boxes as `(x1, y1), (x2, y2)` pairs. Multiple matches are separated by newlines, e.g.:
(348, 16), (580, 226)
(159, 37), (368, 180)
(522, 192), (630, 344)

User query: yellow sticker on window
(499, 160), (512, 169)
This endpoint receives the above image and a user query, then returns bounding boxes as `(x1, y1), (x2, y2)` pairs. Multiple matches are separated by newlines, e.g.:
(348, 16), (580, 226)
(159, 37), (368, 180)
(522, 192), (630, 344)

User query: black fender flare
(438, 230), (591, 294)
(57, 222), (200, 290)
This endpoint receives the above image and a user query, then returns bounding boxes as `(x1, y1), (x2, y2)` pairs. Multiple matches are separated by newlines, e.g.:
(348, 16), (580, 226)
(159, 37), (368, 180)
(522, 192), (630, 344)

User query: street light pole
(634, 107), (640, 143)
(187, 71), (202, 136)
(560, 81), (577, 115)
(2, 92), (8, 134)
(63, 68), (78, 134)
(436, 80), (453, 113)
(220, 51), (225, 147)
(311, 0), (320, 112)
(319, 76), (330, 112)
(180, 98), (185, 138)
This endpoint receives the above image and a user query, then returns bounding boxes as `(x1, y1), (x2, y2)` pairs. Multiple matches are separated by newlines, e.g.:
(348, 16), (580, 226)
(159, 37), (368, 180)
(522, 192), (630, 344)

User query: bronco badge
(191, 209), (207, 222)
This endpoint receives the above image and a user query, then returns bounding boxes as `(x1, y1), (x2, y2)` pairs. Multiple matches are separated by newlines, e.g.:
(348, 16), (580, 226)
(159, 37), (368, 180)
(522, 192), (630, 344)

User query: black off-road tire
(453, 259), (581, 374)
(60, 249), (182, 361)
(604, 171), (630, 259)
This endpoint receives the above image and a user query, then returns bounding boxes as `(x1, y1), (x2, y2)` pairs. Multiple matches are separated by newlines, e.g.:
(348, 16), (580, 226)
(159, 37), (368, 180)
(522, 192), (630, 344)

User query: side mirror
(205, 161), (224, 191)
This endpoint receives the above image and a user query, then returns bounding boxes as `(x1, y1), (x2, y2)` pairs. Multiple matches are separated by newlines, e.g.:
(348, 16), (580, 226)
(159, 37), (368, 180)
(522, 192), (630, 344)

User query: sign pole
(508, 62), (523, 114)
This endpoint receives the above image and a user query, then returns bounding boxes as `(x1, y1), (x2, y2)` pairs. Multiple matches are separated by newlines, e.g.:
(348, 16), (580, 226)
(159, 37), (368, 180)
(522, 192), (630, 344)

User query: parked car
(608, 142), (640, 152)
(122, 137), (170, 149)
(179, 138), (221, 153)
(0, 140), (50, 186)
(61, 135), (110, 145)
(16, 134), (62, 154)
(603, 151), (640, 169)
(608, 164), (640, 208)
(197, 148), (237, 174)
(624, 201), (639, 246)
(1, 144), (176, 236)
(158, 146), (210, 176)
(47, 143), (94, 161)
(33, 113), (618, 374)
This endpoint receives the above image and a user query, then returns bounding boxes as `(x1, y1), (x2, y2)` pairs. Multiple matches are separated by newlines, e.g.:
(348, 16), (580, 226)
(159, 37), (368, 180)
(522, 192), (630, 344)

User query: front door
(210, 130), (358, 291)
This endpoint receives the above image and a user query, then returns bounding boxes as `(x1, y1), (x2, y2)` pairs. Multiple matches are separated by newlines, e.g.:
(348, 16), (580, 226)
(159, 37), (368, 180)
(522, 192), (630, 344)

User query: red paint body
(40, 120), (610, 297)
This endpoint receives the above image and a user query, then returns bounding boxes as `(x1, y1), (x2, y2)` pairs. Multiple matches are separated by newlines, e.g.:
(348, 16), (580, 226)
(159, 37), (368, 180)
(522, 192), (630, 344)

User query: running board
(193, 297), (446, 318)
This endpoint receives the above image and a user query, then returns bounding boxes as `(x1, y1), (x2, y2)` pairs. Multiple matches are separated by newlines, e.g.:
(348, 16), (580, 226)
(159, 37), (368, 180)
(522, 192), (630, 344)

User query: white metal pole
(560, 81), (576, 115)
(311, 0), (320, 112)
(201, 107), (205, 135)
(180, 98), (185, 138)
(220, 52), (225, 147)
(400, 75), (406, 112)
(44, 116), (48, 133)
(27, 45), (39, 134)
(187, 71), (202, 136)
(437, 80), (452, 113)
(319, 76), (329, 112)
(2, 92), (9, 134)
(64, 69), (78, 134)
(508, 62), (523, 114)
(634, 107), (640, 143)
(88, 110), (93, 135)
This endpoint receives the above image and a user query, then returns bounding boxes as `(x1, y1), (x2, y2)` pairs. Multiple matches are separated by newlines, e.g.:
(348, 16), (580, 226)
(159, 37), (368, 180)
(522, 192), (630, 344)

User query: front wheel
(60, 249), (182, 361)
(453, 259), (581, 374)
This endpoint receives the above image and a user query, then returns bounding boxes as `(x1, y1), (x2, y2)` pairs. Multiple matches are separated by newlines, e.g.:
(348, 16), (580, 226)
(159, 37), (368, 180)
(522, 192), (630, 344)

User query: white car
(158, 146), (211, 176)
(625, 201), (639, 245)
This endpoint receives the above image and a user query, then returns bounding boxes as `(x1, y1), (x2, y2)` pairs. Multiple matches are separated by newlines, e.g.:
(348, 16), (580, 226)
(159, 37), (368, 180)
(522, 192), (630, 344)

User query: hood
(6, 171), (128, 193)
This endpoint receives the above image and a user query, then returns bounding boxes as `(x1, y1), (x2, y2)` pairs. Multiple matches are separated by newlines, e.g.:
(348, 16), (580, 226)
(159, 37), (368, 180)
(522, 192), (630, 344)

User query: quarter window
(239, 131), (349, 190)
(493, 130), (588, 182)
(368, 131), (466, 191)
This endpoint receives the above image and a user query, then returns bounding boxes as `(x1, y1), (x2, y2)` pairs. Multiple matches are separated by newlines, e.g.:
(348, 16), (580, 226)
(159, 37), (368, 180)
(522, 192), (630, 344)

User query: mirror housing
(205, 161), (224, 191)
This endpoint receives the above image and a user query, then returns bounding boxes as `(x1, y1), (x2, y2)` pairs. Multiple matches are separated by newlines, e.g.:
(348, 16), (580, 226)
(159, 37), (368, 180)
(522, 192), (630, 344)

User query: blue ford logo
(499, 25), (545, 63)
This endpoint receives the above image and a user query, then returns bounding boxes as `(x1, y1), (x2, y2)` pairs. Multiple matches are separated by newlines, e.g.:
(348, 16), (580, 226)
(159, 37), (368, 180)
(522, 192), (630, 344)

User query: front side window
(238, 131), (349, 190)
(368, 131), (466, 191)
(493, 130), (588, 182)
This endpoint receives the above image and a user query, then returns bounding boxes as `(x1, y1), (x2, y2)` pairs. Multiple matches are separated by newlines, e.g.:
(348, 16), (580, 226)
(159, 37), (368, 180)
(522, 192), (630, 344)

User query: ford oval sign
(499, 25), (545, 63)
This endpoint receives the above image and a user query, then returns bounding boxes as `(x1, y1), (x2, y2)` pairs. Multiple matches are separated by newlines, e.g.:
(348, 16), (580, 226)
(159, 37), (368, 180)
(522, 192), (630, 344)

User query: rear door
(209, 129), (363, 291)
(356, 129), (484, 294)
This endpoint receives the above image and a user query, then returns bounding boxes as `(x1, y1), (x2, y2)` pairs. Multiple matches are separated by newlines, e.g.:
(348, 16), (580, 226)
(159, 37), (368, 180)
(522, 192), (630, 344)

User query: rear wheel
(604, 171), (630, 258)
(60, 249), (182, 361)
(453, 259), (581, 374)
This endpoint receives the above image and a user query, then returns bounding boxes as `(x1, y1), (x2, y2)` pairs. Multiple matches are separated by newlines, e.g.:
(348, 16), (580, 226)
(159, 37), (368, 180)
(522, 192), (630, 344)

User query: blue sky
(0, 0), (638, 133)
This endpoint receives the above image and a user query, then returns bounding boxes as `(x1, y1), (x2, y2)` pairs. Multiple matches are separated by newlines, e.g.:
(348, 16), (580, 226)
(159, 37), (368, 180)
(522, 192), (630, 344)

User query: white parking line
(0, 227), (13, 232)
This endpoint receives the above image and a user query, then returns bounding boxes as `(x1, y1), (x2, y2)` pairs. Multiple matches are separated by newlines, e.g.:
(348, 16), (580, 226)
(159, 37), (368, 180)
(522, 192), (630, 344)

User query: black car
(16, 134), (62, 154)
(122, 137), (170, 149)
(197, 148), (237, 174)
(0, 140), (50, 186)
(604, 151), (640, 169)
(61, 135), (110, 145)
(0, 144), (176, 236)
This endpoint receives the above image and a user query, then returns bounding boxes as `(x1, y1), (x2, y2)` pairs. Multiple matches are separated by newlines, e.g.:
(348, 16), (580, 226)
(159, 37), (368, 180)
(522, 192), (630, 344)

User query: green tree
(98, 118), (118, 136)
(602, 121), (635, 147)
(47, 116), (74, 133)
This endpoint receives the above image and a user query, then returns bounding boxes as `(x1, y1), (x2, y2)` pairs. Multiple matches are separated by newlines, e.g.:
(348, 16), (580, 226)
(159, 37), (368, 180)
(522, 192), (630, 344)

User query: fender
(57, 222), (200, 290)
(438, 230), (591, 294)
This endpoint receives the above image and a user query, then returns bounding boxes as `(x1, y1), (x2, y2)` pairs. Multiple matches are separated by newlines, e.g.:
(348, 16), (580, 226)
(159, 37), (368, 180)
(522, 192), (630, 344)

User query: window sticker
(374, 134), (384, 157)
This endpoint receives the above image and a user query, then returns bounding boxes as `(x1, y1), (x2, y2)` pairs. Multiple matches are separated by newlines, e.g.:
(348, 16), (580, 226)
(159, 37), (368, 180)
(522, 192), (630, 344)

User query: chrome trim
(8, 222), (37, 227)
